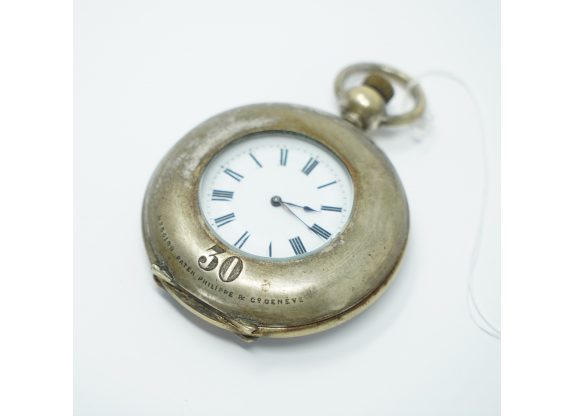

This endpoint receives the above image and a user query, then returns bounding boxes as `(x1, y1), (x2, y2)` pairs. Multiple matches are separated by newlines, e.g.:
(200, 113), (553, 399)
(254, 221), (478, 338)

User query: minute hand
(278, 201), (323, 242)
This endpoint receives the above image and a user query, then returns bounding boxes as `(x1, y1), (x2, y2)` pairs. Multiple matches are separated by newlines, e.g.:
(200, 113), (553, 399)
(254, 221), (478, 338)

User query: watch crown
(363, 72), (394, 103)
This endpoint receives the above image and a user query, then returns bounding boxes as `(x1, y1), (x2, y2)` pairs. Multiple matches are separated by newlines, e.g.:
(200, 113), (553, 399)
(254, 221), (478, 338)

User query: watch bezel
(197, 130), (356, 262)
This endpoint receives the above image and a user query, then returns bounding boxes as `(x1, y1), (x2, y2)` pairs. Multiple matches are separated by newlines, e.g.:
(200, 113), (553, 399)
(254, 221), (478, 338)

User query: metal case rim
(142, 103), (409, 340)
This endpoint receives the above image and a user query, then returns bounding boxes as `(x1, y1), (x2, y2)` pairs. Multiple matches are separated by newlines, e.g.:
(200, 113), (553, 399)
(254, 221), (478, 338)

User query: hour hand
(282, 201), (319, 212)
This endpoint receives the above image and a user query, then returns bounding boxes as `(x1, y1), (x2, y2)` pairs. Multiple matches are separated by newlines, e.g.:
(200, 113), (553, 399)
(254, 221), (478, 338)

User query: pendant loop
(335, 63), (426, 128)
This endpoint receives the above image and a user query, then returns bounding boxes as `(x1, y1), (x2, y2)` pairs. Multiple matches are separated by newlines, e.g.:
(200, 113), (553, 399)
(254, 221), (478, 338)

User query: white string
(403, 71), (501, 339)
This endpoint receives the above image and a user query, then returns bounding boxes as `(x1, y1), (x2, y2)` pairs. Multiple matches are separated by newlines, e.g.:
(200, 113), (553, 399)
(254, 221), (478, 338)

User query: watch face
(199, 132), (354, 260)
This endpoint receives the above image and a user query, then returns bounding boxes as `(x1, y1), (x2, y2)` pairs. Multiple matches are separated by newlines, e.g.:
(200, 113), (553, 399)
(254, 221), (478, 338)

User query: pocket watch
(142, 63), (426, 341)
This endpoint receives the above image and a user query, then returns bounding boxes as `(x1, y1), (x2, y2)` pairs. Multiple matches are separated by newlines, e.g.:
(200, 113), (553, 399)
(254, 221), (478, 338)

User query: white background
(72, 1), (500, 415)
(8, 1), (575, 415)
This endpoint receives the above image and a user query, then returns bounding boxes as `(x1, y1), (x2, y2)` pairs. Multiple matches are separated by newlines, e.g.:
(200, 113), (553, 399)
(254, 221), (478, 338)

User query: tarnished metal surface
(142, 103), (409, 339)
(335, 63), (426, 127)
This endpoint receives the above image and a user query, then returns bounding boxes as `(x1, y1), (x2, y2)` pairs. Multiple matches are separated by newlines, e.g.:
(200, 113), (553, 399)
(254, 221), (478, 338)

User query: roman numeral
(268, 242), (272, 257)
(302, 158), (319, 175)
(317, 181), (336, 189)
(224, 168), (243, 182)
(249, 153), (262, 167)
(211, 190), (233, 201)
(289, 236), (306, 255)
(321, 205), (342, 212)
(214, 213), (235, 227)
(280, 149), (288, 166)
(311, 224), (331, 240)
(234, 231), (250, 249)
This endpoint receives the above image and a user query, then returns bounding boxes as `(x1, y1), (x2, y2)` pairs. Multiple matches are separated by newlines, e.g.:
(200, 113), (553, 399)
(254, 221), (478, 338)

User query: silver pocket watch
(142, 63), (426, 341)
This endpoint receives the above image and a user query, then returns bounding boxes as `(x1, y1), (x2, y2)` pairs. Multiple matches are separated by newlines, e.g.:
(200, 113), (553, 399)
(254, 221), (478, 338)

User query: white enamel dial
(199, 133), (354, 260)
